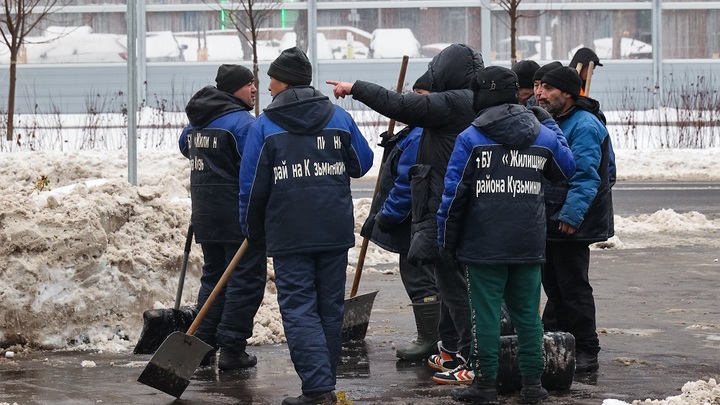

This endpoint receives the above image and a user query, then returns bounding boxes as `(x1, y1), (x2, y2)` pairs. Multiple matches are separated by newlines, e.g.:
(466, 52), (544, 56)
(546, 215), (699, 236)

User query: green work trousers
(466, 263), (544, 380)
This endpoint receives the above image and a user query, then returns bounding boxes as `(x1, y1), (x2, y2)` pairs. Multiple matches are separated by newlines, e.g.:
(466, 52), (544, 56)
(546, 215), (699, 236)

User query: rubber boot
(396, 300), (440, 360)
(451, 377), (498, 404)
(520, 376), (549, 404)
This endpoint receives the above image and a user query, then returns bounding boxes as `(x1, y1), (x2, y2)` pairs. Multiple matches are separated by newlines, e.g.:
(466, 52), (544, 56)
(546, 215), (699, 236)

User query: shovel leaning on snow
(137, 240), (249, 398)
(341, 55), (410, 344)
(133, 223), (196, 355)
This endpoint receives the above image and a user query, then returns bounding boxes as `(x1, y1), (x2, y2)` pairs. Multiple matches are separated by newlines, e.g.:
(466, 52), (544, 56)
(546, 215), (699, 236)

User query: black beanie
(532, 61), (563, 82)
(541, 66), (582, 100)
(267, 47), (312, 86)
(413, 71), (432, 91)
(570, 47), (603, 69)
(215, 64), (254, 94)
(511, 60), (540, 89)
(471, 66), (519, 112)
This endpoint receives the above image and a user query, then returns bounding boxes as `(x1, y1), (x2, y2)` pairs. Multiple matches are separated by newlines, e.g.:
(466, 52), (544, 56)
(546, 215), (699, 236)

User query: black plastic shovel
(133, 223), (196, 355)
(137, 240), (248, 398)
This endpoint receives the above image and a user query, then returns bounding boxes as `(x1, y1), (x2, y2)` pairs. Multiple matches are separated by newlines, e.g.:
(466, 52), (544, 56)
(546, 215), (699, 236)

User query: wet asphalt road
(1, 240), (719, 404)
(352, 180), (720, 219)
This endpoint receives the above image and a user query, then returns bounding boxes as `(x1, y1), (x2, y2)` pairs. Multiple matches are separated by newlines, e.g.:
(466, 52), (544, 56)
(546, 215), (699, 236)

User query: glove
(437, 246), (457, 265)
(530, 106), (553, 122)
(374, 212), (396, 233)
(376, 130), (389, 148)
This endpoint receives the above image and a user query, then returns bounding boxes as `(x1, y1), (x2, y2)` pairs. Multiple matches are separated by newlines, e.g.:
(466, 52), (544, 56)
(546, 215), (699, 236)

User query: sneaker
(575, 351), (599, 373)
(520, 376), (549, 404)
(282, 391), (337, 405)
(451, 377), (498, 404)
(218, 348), (257, 370)
(432, 363), (475, 385)
(427, 343), (460, 371)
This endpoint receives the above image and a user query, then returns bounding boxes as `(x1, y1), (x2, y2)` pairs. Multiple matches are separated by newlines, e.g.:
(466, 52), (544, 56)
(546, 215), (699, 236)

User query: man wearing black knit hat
(511, 59), (540, 106)
(178, 63), (266, 371)
(240, 46), (374, 405)
(532, 61), (563, 110)
(537, 65), (614, 375)
(446, 65), (576, 405)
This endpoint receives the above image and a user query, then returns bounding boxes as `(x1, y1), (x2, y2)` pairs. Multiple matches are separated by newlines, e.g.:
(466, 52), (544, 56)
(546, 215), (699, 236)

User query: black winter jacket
(350, 44), (484, 263)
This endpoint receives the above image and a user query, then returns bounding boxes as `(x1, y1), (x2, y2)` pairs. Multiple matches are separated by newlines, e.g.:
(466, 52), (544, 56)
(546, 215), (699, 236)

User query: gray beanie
(267, 47), (312, 86)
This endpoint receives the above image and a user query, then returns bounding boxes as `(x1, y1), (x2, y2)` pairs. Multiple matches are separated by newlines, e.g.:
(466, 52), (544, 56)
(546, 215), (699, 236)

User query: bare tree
(209, 0), (282, 116)
(491, 0), (548, 66)
(0, 0), (64, 141)
(494, 0), (522, 66)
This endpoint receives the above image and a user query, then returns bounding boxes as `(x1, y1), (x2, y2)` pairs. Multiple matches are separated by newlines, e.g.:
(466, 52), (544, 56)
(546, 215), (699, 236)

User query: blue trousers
(274, 249), (347, 395)
(195, 239), (267, 353)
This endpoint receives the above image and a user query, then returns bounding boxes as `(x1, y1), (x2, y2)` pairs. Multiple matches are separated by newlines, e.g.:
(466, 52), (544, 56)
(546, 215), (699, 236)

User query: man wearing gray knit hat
(267, 47), (312, 87)
(241, 45), (374, 405)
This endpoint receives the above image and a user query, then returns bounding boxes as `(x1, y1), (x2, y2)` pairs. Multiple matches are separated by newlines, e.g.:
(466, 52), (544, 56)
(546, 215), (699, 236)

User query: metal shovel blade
(137, 331), (212, 398)
(342, 290), (378, 343)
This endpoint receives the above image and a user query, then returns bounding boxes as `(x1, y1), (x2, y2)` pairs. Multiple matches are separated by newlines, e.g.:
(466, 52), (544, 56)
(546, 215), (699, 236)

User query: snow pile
(0, 149), (718, 352)
(603, 378), (720, 405)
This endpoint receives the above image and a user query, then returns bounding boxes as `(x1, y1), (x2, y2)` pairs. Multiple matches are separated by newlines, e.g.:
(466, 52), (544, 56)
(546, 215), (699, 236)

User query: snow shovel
(133, 223), (196, 355)
(342, 55), (409, 344)
(137, 240), (249, 398)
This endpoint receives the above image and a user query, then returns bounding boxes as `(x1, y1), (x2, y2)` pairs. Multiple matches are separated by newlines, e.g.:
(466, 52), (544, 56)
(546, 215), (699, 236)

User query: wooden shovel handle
(350, 55), (410, 298)
(186, 239), (249, 336)
(584, 61), (595, 96)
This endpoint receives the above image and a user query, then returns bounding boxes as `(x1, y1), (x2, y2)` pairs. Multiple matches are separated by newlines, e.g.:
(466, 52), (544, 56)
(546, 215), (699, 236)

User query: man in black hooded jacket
(328, 43), (483, 384)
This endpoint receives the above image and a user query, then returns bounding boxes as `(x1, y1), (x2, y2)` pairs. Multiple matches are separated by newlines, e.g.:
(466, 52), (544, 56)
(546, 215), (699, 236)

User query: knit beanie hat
(471, 66), (519, 112)
(570, 47), (603, 69)
(541, 66), (583, 100)
(267, 47), (312, 86)
(532, 61), (563, 82)
(215, 64), (254, 94)
(413, 71), (432, 91)
(511, 60), (540, 89)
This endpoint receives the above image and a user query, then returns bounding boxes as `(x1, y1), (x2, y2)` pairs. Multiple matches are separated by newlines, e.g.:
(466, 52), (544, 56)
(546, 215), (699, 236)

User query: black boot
(520, 376), (548, 404)
(199, 349), (217, 368)
(218, 348), (257, 370)
(451, 377), (498, 404)
(396, 300), (440, 360)
(575, 351), (599, 373)
(282, 391), (336, 405)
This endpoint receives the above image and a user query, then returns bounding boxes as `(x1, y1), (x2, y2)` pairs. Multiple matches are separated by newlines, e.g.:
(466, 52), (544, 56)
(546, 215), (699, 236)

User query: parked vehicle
(368, 28), (422, 59)
(568, 37), (652, 60)
(279, 32), (334, 59)
(422, 43), (452, 58)
(495, 36), (553, 60)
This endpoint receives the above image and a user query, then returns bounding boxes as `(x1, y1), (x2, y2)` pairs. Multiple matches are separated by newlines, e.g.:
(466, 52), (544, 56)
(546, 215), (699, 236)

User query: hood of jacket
(428, 44), (484, 92)
(264, 86), (335, 134)
(472, 104), (540, 149)
(557, 96), (606, 125)
(185, 85), (252, 128)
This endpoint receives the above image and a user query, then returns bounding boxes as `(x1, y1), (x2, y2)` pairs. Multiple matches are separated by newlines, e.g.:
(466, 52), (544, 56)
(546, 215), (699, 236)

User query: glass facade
(2, 1), (720, 64)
